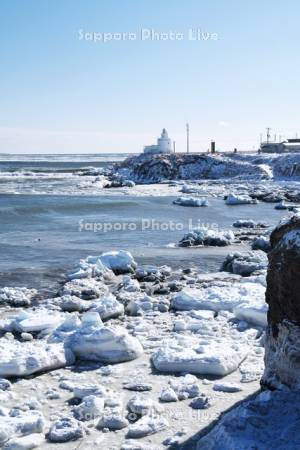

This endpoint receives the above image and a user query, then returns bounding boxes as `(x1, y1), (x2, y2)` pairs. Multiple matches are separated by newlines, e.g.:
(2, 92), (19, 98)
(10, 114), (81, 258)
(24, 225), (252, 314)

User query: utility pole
(186, 123), (190, 153)
(266, 127), (271, 143)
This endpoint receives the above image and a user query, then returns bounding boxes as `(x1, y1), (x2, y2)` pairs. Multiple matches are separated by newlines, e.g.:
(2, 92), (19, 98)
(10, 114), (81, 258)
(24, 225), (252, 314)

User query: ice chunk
(127, 395), (158, 417)
(152, 335), (248, 376)
(97, 412), (128, 430)
(0, 287), (37, 307)
(179, 227), (234, 247)
(48, 417), (84, 443)
(67, 317), (143, 363)
(169, 374), (200, 400)
(159, 387), (178, 402)
(73, 395), (104, 421)
(0, 411), (44, 446)
(17, 314), (62, 333)
(90, 294), (124, 320)
(225, 193), (257, 205)
(213, 382), (242, 393)
(87, 250), (137, 274)
(3, 433), (44, 450)
(0, 339), (75, 378)
(171, 282), (266, 327)
(221, 251), (268, 276)
(173, 197), (209, 207)
(127, 415), (168, 438)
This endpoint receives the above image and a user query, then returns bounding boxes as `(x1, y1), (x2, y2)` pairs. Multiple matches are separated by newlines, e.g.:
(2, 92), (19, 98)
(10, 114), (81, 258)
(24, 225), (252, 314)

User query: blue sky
(1, 0), (300, 153)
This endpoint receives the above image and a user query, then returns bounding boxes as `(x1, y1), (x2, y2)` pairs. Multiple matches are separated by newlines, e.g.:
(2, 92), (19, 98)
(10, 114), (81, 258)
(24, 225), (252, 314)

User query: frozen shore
(0, 247), (267, 449)
(1, 153), (300, 449)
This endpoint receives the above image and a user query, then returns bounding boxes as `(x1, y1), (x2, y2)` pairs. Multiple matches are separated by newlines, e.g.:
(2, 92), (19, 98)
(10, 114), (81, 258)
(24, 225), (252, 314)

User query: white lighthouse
(143, 128), (172, 155)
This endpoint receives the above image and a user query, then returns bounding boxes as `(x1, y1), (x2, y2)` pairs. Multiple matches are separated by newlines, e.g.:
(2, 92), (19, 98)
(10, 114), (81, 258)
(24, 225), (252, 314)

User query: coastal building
(144, 128), (172, 154)
(260, 138), (300, 153)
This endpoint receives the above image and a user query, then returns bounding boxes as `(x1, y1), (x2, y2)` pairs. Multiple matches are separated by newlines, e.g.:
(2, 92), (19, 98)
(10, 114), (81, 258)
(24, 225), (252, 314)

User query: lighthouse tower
(143, 128), (172, 154)
(157, 128), (172, 153)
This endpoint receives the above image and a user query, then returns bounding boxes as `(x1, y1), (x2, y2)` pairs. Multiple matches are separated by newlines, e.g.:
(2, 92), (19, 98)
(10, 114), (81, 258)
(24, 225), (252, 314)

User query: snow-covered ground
(0, 250), (266, 449)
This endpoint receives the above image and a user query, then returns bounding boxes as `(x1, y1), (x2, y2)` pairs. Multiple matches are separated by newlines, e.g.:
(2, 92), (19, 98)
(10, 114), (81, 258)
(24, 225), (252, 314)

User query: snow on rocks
(60, 278), (109, 300)
(173, 197), (209, 207)
(179, 227), (234, 247)
(135, 265), (171, 282)
(233, 219), (268, 228)
(221, 251), (268, 276)
(0, 411), (45, 447)
(0, 287), (37, 307)
(190, 394), (212, 409)
(251, 236), (271, 252)
(67, 312), (143, 363)
(196, 390), (300, 450)
(47, 417), (84, 443)
(225, 193), (258, 205)
(118, 153), (270, 183)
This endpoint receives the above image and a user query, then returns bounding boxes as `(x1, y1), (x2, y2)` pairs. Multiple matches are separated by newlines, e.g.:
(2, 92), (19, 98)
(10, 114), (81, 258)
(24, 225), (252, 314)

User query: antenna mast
(186, 123), (190, 153)
(266, 127), (271, 143)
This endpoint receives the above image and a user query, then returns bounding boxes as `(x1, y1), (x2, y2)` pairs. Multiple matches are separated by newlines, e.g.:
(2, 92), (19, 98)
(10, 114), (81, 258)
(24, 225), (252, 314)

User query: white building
(144, 128), (172, 154)
(260, 139), (300, 153)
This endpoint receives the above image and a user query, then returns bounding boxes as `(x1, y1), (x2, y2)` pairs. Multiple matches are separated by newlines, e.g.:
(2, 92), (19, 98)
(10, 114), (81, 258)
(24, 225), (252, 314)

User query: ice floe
(173, 196), (209, 207)
(179, 227), (234, 247)
(171, 282), (267, 326)
(152, 333), (249, 376)
(225, 193), (258, 205)
(0, 339), (74, 378)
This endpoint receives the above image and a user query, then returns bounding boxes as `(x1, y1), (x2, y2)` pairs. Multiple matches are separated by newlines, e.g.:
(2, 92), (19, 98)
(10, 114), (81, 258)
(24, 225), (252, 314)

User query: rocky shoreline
(1, 153), (300, 449)
(0, 245), (268, 449)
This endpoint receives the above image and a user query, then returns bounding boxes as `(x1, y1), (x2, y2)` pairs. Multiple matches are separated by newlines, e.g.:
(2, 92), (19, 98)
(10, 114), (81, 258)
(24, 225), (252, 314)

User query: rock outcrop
(116, 153), (271, 183)
(262, 214), (300, 388)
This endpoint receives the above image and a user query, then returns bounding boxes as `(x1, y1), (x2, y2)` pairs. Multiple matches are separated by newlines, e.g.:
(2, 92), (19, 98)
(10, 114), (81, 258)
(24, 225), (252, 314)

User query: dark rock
(251, 236), (271, 253)
(266, 215), (300, 331)
(262, 215), (300, 388)
(221, 251), (268, 276)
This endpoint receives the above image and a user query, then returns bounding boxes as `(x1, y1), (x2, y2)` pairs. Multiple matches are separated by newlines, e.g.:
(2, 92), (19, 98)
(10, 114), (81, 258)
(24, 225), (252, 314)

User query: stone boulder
(262, 215), (300, 388)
